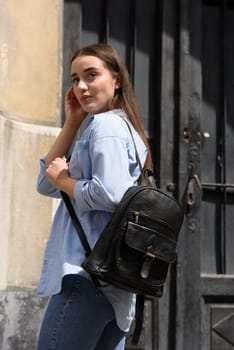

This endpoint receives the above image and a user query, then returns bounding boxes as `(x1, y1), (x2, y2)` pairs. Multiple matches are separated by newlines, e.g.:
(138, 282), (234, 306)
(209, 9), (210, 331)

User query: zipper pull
(134, 211), (139, 224)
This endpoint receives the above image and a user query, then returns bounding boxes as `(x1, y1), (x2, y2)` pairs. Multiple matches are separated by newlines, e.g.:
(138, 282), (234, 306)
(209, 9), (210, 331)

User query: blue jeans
(36, 275), (126, 350)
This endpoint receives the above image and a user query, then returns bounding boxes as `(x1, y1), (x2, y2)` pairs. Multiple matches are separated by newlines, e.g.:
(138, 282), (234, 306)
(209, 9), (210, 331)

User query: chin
(85, 105), (109, 115)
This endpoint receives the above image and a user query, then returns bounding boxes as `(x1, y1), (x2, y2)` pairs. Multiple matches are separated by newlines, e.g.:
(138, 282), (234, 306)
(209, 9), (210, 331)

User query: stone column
(0, 1), (62, 348)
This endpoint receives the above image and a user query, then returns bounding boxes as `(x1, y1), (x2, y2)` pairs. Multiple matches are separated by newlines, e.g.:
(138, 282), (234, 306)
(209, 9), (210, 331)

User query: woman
(36, 43), (153, 350)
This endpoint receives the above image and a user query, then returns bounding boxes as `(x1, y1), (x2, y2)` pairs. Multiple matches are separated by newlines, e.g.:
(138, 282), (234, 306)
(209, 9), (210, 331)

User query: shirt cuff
(74, 180), (93, 211)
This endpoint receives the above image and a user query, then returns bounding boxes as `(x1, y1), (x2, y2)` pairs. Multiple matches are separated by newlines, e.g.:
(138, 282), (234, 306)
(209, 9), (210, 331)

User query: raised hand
(65, 86), (87, 127)
(45, 156), (78, 197)
(45, 157), (69, 189)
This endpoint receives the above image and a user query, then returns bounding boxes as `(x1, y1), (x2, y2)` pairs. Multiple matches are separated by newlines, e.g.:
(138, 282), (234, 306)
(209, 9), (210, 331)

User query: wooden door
(200, 1), (234, 349)
(175, 1), (234, 349)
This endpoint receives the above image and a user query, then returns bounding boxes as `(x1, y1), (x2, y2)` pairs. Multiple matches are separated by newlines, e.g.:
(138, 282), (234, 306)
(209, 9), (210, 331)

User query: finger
(67, 86), (75, 99)
(66, 86), (73, 94)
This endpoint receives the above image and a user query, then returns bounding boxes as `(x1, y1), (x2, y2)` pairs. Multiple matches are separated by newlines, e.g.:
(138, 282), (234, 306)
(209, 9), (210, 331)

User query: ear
(115, 74), (121, 89)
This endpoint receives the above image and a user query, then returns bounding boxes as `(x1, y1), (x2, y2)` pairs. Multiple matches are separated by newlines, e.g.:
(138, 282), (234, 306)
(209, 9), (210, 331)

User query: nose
(76, 80), (88, 90)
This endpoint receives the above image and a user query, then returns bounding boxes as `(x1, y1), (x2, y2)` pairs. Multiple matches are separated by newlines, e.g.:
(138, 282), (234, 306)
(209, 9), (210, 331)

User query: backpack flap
(125, 221), (177, 279)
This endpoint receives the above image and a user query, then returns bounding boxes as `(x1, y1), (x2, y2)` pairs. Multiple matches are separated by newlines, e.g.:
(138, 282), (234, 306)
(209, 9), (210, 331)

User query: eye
(87, 72), (97, 81)
(72, 77), (79, 85)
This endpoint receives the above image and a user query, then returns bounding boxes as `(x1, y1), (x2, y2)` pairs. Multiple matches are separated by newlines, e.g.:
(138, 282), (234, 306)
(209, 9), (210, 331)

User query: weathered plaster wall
(0, 0), (61, 124)
(0, 290), (48, 350)
(0, 0), (62, 348)
(0, 116), (60, 349)
(0, 116), (60, 289)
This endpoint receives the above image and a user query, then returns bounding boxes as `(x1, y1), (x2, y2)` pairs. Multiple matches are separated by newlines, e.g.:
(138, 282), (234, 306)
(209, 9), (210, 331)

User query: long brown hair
(71, 43), (153, 171)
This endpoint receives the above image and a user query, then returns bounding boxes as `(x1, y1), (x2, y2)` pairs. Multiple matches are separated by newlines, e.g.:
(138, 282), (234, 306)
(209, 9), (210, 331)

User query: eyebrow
(71, 66), (98, 78)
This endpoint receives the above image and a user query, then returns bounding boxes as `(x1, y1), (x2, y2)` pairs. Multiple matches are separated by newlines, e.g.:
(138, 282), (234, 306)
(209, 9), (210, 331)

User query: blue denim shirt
(37, 109), (147, 331)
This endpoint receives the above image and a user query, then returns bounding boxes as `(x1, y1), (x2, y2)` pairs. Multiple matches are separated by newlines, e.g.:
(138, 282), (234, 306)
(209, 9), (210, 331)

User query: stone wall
(0, 1), (62, 348)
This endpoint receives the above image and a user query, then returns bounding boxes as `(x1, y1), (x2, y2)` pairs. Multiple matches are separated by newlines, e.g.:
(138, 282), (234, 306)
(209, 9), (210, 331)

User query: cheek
(95, 78), (116, 98)
(102, 84), (116, 99)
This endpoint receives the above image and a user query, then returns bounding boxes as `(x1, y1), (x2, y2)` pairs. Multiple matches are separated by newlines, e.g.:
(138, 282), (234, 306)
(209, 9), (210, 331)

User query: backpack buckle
(145, 252), (155, 259)
(140, 251), (155, 279)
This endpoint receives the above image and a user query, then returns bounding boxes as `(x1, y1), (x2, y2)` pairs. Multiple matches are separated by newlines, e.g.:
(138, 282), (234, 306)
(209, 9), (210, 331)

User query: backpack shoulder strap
(61, 190), (91, 257)
(123, 119), (145, 177)
(123, 119), (157, 188)
(132, 294), (145, 345)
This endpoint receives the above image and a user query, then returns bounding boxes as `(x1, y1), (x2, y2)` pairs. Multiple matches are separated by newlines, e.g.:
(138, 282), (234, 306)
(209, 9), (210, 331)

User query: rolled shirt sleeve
(74, 135), (134, 212)
(37, 157), (61, 198)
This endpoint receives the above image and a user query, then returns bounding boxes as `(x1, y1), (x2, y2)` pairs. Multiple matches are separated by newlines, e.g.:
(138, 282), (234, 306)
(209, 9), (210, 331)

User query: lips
(80, 95), (93, 104)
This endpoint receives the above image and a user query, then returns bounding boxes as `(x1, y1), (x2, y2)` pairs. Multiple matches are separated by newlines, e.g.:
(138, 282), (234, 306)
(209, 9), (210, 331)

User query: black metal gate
(62, 1), (234, 349)
(200, 1), (234, 349)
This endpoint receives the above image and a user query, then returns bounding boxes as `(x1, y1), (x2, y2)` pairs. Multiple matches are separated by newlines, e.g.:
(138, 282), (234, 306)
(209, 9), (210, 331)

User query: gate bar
(202, 182), (234, 188)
